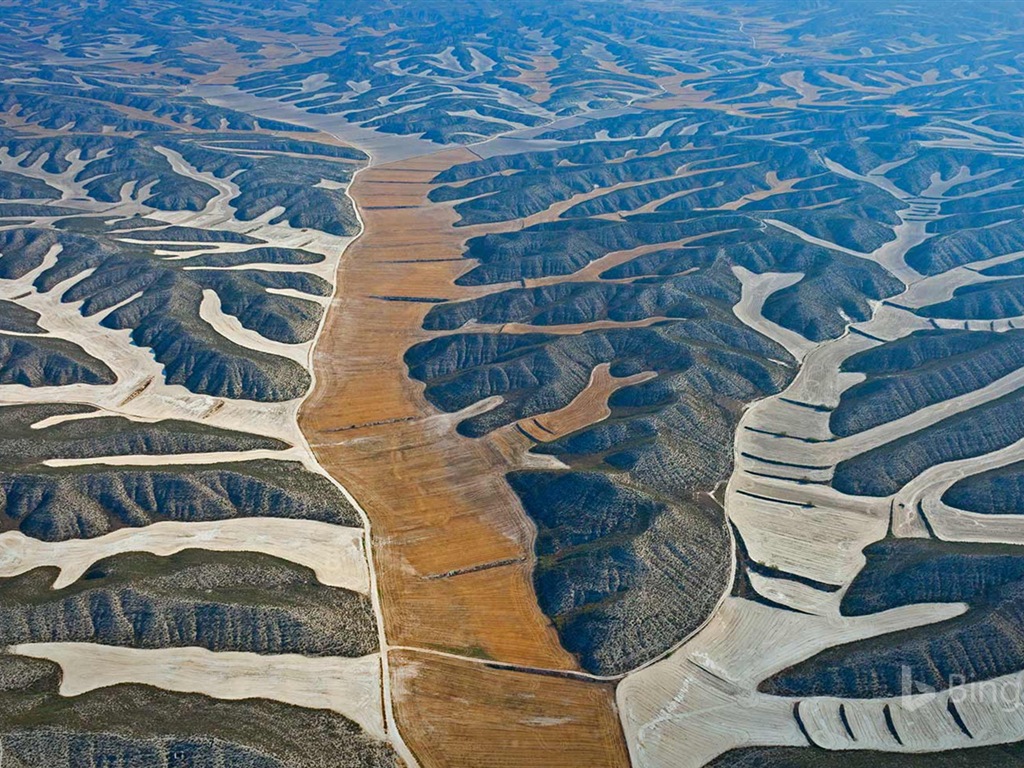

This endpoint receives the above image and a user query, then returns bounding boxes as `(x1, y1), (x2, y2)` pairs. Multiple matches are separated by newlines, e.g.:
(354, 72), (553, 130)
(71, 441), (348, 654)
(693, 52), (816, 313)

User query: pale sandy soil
(12, 643), (386, 740)
(0, 518), (369, 593)
(731, 266), (813, 360)
(42, 447), (306, 469)
(618, 596), (967, 766)
(199, 289), (312, 365)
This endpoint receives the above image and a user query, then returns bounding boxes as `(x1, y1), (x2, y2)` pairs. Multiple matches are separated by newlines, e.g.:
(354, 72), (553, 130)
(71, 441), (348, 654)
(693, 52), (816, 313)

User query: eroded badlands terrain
(1, 1), (1024, 766)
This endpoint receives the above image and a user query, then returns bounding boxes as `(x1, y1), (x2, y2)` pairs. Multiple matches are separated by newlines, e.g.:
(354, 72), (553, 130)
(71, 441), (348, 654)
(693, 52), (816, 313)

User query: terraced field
(1, 0), (1024, 766)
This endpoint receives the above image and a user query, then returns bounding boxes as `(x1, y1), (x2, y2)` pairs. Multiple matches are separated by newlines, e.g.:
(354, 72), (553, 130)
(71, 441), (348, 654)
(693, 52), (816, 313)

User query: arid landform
(1, 1), (1024, 766)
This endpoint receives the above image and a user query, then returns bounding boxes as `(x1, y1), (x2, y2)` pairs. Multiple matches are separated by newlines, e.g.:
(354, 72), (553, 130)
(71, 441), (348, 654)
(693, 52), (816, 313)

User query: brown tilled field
(299, 150), (630, 765)
(391, 650), (629, 768)
(300, 150), (571, 664)
(517, 363), (657, 442)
